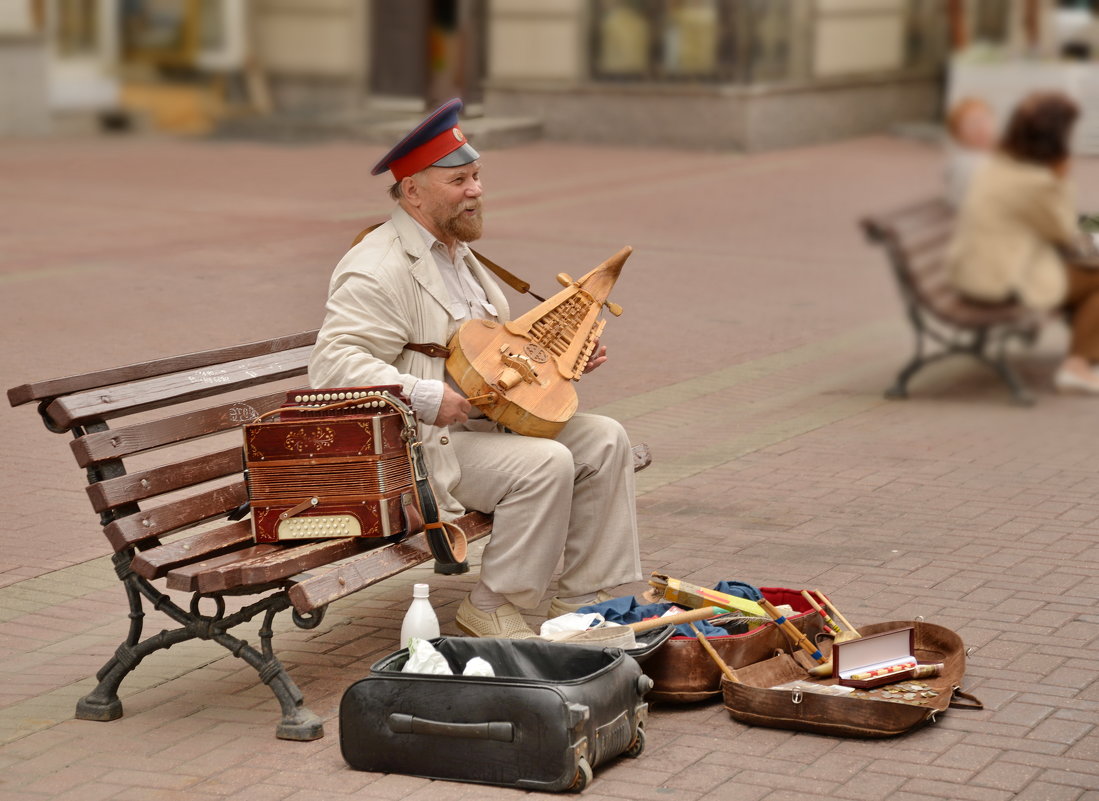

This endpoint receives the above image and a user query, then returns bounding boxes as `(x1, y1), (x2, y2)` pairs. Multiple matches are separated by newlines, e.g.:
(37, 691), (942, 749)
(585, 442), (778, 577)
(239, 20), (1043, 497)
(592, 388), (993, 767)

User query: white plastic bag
(401, 637), (453, 675)
(462, 656), (495, 677)
(539, 612), (604, 637)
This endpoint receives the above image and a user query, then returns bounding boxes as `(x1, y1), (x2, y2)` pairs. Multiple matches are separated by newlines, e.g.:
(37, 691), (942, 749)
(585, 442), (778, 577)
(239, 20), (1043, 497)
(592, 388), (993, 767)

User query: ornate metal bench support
(76, 553), (324, 740)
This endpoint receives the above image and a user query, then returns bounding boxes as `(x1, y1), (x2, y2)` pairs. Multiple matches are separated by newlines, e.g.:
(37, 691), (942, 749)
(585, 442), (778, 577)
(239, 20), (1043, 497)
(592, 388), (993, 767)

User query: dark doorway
(369, 0), (486, 106)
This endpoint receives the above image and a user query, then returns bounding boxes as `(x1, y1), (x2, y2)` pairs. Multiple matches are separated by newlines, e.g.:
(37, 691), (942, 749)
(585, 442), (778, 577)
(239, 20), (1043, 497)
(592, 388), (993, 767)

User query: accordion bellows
(244, 387), (419, 543)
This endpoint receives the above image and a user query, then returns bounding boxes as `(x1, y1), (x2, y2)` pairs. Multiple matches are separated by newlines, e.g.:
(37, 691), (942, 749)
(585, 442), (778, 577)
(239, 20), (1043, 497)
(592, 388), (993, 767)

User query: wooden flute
(758, 598), (827, 664)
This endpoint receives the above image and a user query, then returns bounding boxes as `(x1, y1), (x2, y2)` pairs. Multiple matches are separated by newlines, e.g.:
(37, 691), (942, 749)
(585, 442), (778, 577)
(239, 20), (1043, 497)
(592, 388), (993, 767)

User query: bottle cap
(413, 583), (430, 598)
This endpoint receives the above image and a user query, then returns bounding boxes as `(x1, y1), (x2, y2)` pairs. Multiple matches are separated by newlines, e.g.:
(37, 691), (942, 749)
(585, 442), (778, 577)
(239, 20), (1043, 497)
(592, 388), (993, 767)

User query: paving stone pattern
(1, 133), (1097, 800)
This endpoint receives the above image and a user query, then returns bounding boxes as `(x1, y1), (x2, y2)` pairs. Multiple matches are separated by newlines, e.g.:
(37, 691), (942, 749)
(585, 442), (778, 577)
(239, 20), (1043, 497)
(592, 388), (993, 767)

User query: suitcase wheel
(569, 757), (593, 793)
(625, 726), (646, 759)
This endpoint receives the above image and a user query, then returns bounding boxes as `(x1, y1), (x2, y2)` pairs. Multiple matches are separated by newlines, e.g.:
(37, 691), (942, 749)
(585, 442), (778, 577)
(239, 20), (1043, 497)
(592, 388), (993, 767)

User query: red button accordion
(243, 386), (422, 544)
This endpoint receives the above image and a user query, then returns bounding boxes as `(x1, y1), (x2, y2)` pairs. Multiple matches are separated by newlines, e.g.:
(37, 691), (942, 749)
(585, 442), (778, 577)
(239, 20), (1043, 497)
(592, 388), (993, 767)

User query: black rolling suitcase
(340, 637), (652, 792)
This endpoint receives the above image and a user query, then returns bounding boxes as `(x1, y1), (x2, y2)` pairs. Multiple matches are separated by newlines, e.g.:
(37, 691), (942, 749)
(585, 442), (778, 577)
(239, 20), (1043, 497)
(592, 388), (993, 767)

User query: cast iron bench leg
(77, 563), (324, 740)
(979, 333), (1035, 406)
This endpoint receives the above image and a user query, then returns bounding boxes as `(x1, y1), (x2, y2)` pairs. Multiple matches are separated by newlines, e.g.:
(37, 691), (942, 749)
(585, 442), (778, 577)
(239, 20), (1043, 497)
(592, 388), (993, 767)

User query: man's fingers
(584, 345), (609, 373)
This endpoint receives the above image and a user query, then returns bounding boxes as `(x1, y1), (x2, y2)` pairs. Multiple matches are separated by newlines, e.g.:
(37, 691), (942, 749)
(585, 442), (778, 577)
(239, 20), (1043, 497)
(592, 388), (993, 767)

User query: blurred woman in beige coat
(947, 91), (1099, 394)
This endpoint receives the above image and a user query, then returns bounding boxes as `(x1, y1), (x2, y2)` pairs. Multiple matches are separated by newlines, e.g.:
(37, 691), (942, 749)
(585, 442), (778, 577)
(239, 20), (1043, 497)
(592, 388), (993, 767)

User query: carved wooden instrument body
(446, 246), (631, 438)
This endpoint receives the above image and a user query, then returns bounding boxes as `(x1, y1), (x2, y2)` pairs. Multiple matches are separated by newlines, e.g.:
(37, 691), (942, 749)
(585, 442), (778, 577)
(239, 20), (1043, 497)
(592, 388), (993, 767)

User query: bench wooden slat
(87, 447), (244, 513)
(905, 247), (948, 280)
(890, 221), (953, 257)
(164, 544), (286, 592)
(103, 482), (247, 551)
(887, 208), (954, 242)
(46, 346), (313, 429)
(131, 521), (254, 579)
(166, 511), (494, 599)
(168, 538), (371, 593)
(288, 511), (494, 612)
(862, 198), (953, 241)
(71, 391), (287, 467)
(8, 330), (318, 408)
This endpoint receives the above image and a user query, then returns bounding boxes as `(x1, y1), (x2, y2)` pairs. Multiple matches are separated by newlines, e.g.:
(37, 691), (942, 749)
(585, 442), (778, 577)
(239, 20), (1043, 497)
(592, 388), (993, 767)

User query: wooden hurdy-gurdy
(446, 246), (631, 438)
(244, 386), (420, 543)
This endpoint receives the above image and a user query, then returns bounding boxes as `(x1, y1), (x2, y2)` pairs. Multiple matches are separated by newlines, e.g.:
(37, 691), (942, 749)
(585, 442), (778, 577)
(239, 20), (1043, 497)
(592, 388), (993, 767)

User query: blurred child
(944, 96), (998, 207)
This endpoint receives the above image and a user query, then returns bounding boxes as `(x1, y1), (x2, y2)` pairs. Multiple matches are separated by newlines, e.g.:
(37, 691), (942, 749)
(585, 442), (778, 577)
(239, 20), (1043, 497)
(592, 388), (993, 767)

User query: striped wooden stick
(759, 599), (827, 664)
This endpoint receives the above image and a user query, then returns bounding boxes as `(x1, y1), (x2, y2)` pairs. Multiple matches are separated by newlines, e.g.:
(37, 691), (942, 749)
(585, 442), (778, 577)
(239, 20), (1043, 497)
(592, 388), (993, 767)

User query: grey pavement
(1, 130), (1097, 801)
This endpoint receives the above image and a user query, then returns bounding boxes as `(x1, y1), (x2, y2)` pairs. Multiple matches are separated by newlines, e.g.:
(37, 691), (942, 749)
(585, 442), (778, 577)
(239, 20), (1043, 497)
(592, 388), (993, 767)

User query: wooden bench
(861, 198), (1044, 405)
(7, 331), (650, 741)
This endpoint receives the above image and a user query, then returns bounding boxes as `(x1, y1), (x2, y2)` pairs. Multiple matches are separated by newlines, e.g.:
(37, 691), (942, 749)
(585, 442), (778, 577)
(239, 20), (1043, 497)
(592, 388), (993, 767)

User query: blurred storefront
(3, 1), (1095, 151)
(485, 0), (953, 150)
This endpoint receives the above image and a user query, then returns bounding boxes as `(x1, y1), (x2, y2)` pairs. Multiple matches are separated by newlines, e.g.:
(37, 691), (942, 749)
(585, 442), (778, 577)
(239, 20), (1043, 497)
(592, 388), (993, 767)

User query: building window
(592, 0), (732, 81)
(591, 0), (957, 85)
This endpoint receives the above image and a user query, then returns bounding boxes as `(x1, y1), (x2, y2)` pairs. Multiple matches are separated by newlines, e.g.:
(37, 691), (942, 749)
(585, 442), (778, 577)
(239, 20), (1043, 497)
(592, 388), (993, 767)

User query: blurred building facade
(1, 0), (1093, 150)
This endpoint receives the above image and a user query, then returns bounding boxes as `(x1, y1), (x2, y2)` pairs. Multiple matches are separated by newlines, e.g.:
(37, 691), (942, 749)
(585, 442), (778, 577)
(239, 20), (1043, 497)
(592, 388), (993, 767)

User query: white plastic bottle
(400, 582), (440, 647)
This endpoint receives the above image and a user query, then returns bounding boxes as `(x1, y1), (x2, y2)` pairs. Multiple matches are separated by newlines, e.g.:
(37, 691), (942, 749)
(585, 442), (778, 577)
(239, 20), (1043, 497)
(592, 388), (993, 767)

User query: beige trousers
(449, 413), (642, 610)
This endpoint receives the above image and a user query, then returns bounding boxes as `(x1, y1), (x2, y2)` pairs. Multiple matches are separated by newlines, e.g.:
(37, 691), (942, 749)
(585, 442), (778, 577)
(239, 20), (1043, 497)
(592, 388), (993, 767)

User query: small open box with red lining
(834, 626), (917, 689)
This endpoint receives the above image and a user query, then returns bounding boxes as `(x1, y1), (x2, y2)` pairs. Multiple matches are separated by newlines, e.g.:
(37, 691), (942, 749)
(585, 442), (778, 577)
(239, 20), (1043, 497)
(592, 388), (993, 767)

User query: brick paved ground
(1, 131), (1097, 801)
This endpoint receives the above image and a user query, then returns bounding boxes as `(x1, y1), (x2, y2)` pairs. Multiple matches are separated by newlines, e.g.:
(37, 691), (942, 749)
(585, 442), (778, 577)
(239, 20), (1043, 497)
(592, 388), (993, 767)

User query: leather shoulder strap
(468, 247), (544, 301)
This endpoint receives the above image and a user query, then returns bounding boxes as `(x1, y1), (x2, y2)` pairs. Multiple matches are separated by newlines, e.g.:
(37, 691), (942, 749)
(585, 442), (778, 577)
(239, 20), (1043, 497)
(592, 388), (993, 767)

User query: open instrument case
(722, 620), (983, 738)
(645, 587), (825, 703)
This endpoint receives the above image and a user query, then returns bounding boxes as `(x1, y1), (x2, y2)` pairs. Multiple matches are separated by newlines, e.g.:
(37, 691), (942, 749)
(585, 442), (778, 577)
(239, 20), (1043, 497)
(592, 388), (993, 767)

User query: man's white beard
(440, 208), (483, 243)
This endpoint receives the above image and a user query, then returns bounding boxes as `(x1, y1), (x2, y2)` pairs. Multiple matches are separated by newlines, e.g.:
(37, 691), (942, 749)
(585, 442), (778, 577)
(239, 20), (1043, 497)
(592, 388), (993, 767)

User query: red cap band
(390, 127), (469, 181)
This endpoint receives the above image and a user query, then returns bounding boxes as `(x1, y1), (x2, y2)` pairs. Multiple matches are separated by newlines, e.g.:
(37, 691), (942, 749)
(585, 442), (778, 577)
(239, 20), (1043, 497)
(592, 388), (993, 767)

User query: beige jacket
(946, 153), (1078, 311)
(308, 206), (510, 518)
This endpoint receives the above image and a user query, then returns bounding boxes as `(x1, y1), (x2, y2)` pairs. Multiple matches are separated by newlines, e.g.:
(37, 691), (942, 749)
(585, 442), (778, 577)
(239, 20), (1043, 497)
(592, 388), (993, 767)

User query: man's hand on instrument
(584, 340), (608, 373)
(435, 384), (472, 426)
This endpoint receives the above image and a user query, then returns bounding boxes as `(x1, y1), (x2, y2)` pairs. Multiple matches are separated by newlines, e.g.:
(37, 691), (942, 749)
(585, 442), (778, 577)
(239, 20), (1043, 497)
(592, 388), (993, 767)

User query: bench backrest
(861, 198), (1028, 328)
(7, 331), (318, 554)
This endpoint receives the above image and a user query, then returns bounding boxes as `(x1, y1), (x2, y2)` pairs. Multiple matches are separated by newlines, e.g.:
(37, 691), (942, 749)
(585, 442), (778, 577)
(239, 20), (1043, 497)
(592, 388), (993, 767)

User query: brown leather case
(722, 620), (982, 738)
(644, 587), (825, 703)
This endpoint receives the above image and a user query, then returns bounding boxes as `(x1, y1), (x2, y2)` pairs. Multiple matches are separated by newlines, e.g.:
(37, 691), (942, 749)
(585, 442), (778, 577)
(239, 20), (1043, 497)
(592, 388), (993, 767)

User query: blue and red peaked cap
(371, 98), (480, 181)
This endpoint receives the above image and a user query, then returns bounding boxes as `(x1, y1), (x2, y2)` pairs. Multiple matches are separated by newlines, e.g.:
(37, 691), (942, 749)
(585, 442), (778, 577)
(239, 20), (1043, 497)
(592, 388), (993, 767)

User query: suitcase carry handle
(387, 713), (515, 742)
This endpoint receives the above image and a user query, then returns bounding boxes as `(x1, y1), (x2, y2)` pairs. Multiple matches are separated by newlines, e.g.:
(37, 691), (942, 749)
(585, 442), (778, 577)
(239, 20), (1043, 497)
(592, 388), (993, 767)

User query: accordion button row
(277, 514), (363, 539)
(294, 391), (389, 404)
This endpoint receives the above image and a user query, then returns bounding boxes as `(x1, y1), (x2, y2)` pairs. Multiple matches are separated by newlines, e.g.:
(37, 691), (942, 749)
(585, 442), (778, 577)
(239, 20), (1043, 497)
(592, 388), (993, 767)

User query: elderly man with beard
(309, 99), (642, 639)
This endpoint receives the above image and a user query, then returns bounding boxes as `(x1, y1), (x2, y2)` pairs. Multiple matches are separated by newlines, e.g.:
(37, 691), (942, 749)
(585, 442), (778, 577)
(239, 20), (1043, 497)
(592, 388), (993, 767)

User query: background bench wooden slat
(892, 223), (953, 257)
(862, 199), (953, 241)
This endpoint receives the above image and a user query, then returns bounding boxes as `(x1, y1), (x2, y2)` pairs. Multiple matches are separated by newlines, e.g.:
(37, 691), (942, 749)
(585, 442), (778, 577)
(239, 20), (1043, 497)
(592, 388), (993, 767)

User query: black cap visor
(432, 142), (480, 169)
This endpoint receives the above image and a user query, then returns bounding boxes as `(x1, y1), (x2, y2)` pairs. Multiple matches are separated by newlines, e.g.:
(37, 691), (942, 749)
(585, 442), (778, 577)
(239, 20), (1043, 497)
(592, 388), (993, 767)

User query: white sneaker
(1054, 367), (1099, 394)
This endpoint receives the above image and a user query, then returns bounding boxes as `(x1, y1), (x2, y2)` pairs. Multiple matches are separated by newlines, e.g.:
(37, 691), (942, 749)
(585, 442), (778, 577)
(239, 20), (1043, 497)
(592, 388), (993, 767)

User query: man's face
(414, 161), (483, 244)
